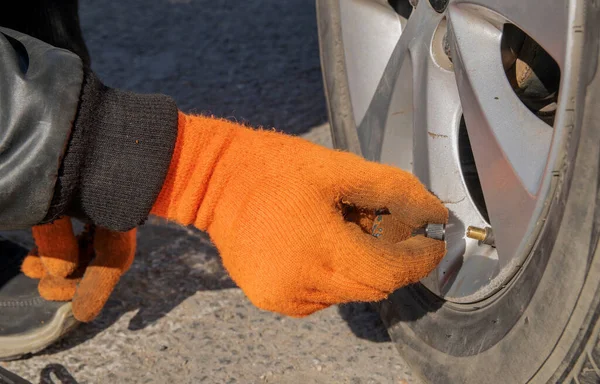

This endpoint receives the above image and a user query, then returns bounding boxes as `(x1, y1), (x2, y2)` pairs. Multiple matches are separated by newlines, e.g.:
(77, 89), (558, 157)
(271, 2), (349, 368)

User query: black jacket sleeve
(0, 27), (178, 231)
(0, 27), (82, 229)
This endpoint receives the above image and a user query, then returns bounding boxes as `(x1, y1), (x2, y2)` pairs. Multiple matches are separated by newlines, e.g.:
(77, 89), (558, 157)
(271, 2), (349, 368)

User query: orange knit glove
(23, 218), (137, 322)
(151, 113), (448, 317)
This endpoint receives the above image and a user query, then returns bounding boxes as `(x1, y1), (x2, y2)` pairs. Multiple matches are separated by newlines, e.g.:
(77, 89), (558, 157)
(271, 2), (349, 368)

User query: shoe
(0, 239), (78, 361)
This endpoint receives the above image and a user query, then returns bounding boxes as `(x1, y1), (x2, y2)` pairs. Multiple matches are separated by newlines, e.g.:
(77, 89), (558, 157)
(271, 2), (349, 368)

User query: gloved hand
(151, 112), (448, 316)
(22, 218), (136, 322)
(24, 112), (447, 321)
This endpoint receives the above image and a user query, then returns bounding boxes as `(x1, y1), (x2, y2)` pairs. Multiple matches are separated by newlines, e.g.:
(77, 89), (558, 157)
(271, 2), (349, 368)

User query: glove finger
(24, 224), (96, 281)
(38, 274), (79, 302)
(342, 204), (414, 245)
(334, 220), (446, 294)
(313, 273), (388, 303)
(339, 159), (448, 228)
(72, 227), (136, 322)
(32, 217), (78, 277)
(370, 214), (413, 244)
(72, 265), (122, 322)
(21, 248), (46, 279)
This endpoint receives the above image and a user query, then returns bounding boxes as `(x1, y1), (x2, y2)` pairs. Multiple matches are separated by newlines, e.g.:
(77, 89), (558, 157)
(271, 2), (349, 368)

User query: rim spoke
(448, 6), (553, 263)
(357, 2), (441, 161)
(338, 0), (405, 127)
(451, 0), (569, 67)
(383, 14), (490, 296)
(410, 52), (471, 295)
(378, 54), (415, 171)
(409, 23), (462, 192)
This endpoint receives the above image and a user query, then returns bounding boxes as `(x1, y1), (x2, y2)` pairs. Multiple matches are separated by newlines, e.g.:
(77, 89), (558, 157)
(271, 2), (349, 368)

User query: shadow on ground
(39, 217), (236, 354)
(337, 303), (391, 343)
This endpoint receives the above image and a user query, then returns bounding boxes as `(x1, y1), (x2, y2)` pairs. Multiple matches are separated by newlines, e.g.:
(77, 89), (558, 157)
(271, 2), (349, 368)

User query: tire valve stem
(413, 223), (446, 241)
(466, 226), (496, 248)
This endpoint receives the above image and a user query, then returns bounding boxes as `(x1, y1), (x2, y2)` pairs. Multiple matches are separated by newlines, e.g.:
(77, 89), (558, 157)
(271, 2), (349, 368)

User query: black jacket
(0, 27), (178, 231)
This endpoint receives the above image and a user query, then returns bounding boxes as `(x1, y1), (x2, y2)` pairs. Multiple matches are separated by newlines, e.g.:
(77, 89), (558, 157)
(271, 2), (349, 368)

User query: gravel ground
(80, 0), (328, 135)
(2, 1), (422, 383)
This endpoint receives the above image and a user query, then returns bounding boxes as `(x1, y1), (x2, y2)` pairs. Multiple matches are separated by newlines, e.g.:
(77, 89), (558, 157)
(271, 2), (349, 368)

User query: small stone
(260, 371), (274, 380)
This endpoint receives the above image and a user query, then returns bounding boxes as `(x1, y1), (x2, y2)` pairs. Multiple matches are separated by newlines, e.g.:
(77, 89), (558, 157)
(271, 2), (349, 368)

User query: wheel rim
(337, 0), (572, 302)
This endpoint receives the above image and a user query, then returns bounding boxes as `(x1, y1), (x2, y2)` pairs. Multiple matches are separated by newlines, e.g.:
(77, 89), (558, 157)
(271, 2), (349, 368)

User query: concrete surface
(2, 1), (423, 383)
(80, 0), (328, 135)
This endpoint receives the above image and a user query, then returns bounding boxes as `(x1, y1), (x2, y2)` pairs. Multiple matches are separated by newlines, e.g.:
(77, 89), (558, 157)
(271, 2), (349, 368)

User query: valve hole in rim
(501, 23), (561, 127)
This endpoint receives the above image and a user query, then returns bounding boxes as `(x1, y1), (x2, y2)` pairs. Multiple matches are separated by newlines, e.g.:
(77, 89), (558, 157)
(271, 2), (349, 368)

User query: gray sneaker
(0, 239), (78, 361)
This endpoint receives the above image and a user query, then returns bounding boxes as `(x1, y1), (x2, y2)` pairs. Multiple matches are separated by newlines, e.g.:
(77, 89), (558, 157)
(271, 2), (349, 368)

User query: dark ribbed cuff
(43, 70), (179, 231)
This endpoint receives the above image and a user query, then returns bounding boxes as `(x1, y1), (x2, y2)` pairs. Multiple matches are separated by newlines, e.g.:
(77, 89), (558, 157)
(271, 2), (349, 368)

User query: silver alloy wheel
(337, 0), (570, 302)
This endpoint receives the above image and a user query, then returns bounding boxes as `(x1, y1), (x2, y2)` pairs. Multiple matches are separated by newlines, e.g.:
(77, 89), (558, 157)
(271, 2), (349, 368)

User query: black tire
(316, 0), (600, 383)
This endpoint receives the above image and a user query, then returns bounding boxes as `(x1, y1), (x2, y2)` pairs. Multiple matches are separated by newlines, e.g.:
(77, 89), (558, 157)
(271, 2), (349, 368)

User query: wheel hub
(337, 0), (567, 303)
